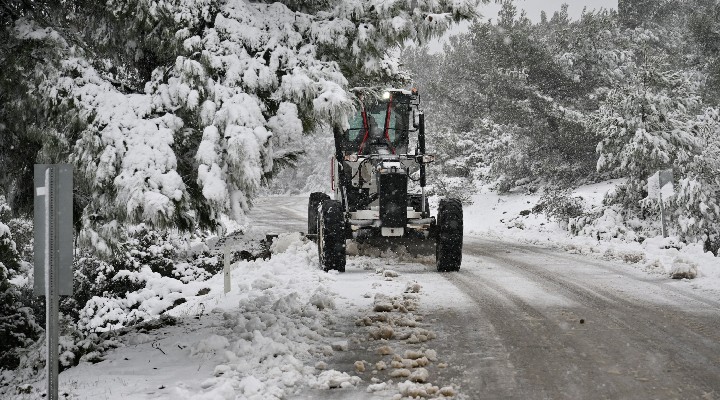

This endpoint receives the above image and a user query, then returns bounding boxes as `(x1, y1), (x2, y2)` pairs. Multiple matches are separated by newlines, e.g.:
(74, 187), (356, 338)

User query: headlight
(344, 154), (359, 162)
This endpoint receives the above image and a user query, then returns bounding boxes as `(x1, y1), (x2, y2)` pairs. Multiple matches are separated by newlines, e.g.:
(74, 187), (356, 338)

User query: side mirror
(416, 154), (435, 164)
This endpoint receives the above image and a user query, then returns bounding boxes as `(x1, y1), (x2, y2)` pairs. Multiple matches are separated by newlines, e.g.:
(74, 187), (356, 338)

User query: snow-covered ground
(464, 180), (720, 295)
(9, 184), (719, 399)
(55, 238), (340, 399)
(11, 234), (466, 399)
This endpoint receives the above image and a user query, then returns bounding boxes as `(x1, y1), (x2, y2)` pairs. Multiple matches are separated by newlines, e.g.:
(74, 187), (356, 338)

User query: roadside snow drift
(34, 238), (356, 399)
(464, 181), (720, 292)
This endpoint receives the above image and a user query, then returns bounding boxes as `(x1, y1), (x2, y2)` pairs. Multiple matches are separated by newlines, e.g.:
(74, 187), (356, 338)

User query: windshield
(345, 94), (410, 154)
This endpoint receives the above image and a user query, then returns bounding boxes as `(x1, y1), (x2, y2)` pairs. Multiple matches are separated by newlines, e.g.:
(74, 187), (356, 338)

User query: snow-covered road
(32, 195), (720, 399)
(256, 196), (720, 399)
(247, 196), (309, 234)
(289, 236), (720, 399)
(438, 238), (720, 398)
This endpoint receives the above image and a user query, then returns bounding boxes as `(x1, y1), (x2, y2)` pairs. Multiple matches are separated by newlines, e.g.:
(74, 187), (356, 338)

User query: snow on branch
(12, 0), (480, 251)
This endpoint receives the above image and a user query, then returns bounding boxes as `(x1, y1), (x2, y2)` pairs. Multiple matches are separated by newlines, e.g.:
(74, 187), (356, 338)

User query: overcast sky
(480, 0), (618, 22)
(425, 1), (618, 53)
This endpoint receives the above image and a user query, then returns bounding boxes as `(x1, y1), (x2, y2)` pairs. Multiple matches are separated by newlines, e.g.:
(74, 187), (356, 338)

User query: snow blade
(351, 236), (436, 257)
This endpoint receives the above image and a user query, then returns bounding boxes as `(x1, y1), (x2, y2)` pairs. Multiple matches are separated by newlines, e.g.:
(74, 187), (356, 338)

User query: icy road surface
(437, 239), (720, 399)
(255, 195), (720, 399)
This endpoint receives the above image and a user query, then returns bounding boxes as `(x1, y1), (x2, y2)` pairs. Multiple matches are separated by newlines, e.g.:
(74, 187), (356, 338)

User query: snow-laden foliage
(264, 131), (335, 194)
(425, 118), (503, 202)
(405, 1), (720, 251)
(669, 108), (720, 252)
(1, 230), (224, 395)
(70, 225), (221, 332)
(585, 23), (720, 250)
(592, 27), (704, 199)
(2, 0), (480, 251)
(405, 3), (598, 194)
(688, 1), (720, 103)
(0, 199), (41, 371)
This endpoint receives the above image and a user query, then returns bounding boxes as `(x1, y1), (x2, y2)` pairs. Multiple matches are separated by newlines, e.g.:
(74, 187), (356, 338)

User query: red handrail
(358, 109), (370, 155)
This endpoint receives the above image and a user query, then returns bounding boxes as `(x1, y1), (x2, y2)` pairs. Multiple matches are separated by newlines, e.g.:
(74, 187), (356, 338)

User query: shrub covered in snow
(70, 226), (222, 333)
(0, 218), (41, 371)
(569, 205), (639, 241)
(2, 219), (225, 384)
(535, 187), (586, 227)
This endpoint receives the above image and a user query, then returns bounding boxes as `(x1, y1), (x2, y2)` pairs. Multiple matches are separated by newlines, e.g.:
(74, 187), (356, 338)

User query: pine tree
(592, 25), (705, 206)
(1, 0), (482, 251)
(670, 108), (720, 253)
(404, 1), (598, 191)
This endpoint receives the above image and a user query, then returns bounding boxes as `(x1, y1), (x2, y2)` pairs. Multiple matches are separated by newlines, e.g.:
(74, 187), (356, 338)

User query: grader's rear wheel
(436, 198), (463, 272)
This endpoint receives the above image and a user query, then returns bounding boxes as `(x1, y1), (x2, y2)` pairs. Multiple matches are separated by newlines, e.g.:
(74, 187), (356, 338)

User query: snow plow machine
(307, 88), (463, 273)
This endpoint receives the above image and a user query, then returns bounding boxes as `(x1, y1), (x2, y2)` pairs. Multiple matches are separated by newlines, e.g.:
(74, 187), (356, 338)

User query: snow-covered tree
(592, 26), (705, 204)
(406, 1), (718, 250)
(405, 2), (597, 192)
(688, 0), (720, 103)
(670, 108), (720, 253)
(1, 0), (481, 251)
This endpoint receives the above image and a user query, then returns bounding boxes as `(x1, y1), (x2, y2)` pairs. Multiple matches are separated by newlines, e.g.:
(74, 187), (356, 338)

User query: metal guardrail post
(34, 164), (73, 400)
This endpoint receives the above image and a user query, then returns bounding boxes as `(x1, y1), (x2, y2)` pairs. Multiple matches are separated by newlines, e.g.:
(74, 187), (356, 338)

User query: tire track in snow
(476, 236), (720, 310)
(443, 268), (642, 400)
(466, 239), (720, 350)
(462, 238), (720, 398)
(420, 287), (521, 399)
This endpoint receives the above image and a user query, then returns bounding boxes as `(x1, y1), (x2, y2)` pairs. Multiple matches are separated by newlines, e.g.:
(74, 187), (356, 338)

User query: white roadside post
(34, 164), (73, 400)
(224, 244), (231, 294)
(647, 169), (674, 238)
(659, 169), (675, 238)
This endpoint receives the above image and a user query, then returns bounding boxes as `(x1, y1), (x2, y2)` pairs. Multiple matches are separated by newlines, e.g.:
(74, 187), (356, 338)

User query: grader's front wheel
(318, 200), (346, 272)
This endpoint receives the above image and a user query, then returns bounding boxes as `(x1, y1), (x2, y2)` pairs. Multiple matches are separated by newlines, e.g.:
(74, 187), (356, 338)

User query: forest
(406, 0), (720, 252)
(1, 0), (719, 391)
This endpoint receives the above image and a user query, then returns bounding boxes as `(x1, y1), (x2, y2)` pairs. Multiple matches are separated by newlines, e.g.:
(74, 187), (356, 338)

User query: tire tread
(436, 198), (463, 272)
(319, 200), (346, 272)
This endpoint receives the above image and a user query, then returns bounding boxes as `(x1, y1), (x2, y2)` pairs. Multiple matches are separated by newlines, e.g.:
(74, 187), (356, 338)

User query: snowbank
(464, 180), (720, 292)
(9, 239), (360, 399)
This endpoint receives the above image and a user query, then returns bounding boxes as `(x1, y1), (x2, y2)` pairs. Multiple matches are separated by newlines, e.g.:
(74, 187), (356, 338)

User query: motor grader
(307, 88), (463, 272)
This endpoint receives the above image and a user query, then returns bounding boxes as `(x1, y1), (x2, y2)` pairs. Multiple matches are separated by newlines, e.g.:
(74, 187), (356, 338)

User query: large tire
(308, 192), (330, 238)
(436, 198), (463, 272)
(318, 200), (346, 272)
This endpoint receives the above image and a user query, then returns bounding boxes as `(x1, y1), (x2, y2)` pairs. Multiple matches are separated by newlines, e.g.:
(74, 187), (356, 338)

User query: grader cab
(308, 89), (463, 272)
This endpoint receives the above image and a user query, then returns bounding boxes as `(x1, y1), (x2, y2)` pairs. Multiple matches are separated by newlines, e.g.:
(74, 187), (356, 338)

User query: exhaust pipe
(418, 112), (427, 217)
